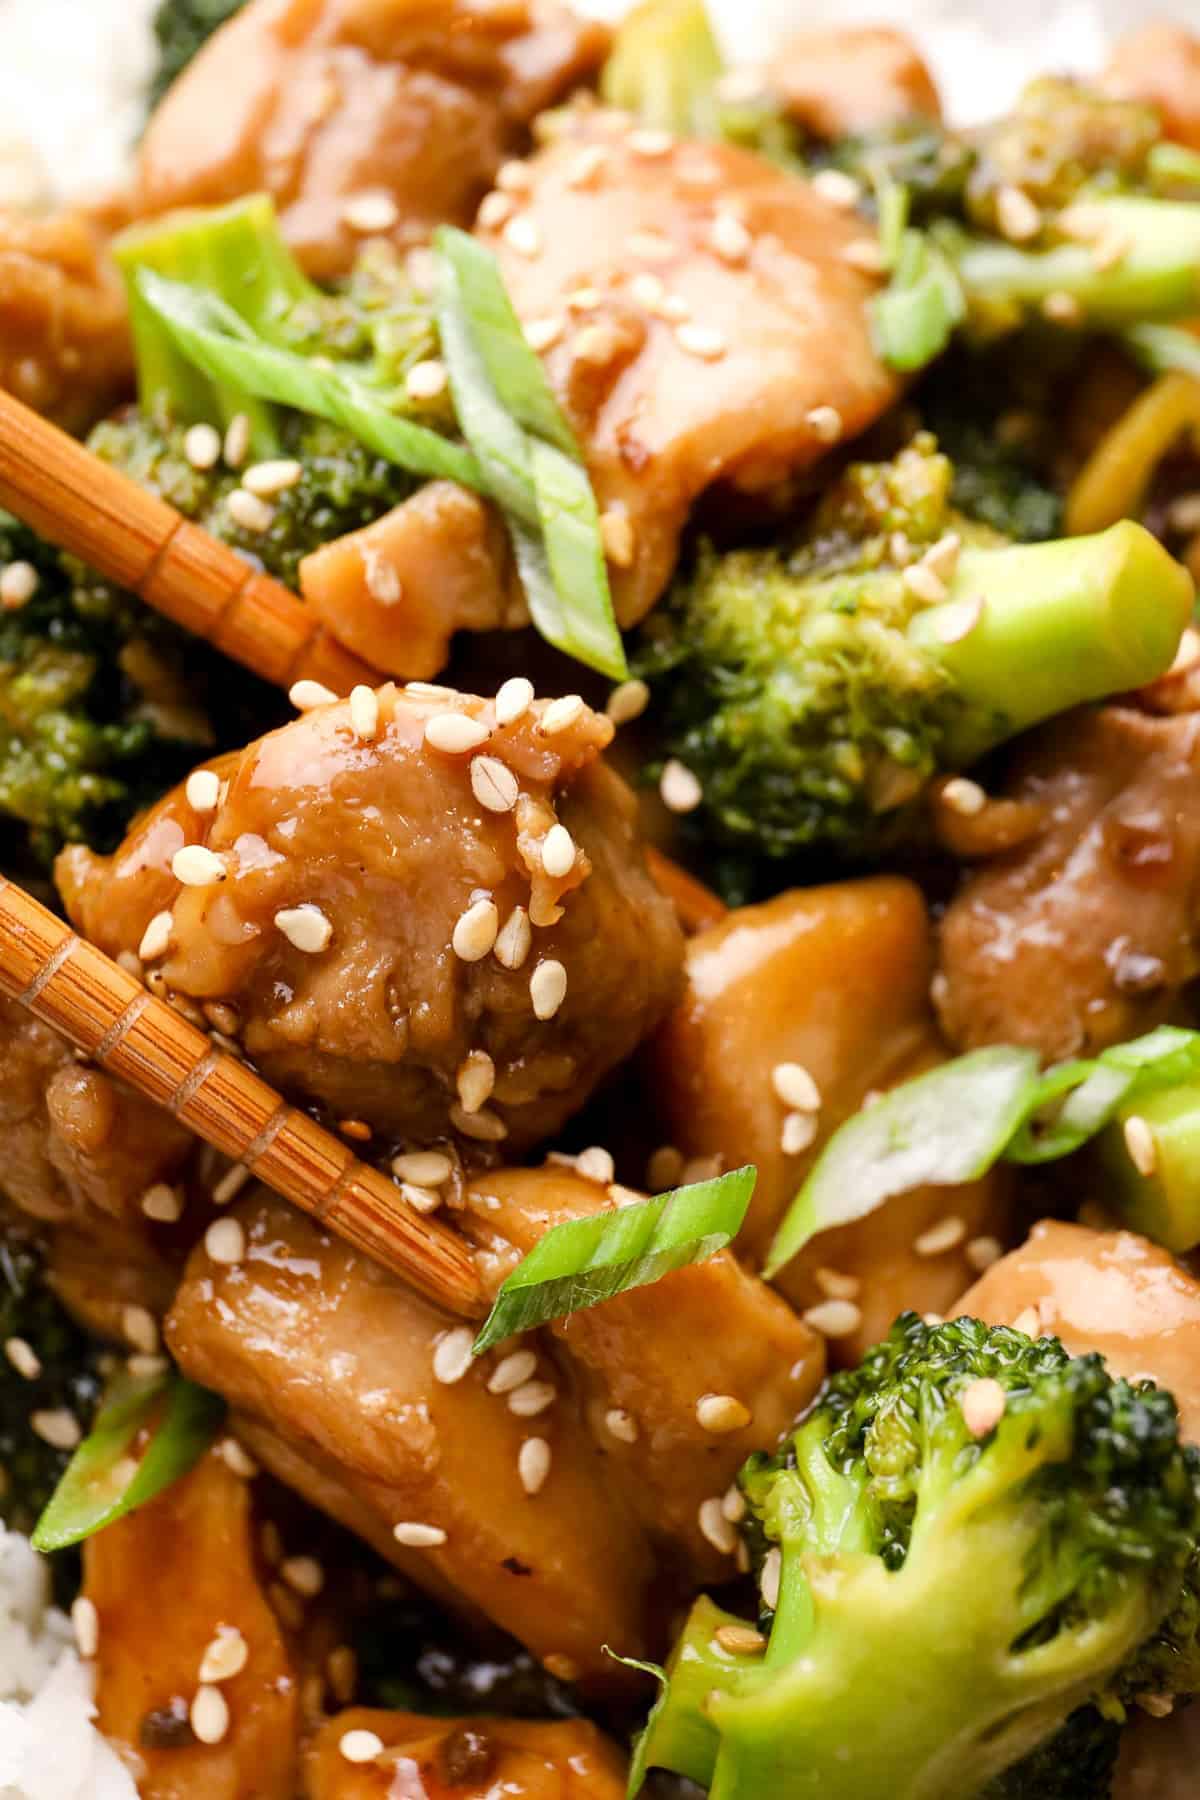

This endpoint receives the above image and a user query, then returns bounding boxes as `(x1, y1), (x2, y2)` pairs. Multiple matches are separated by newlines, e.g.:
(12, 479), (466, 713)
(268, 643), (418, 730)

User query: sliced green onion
(473, 1165), (756, 1355)
(32, 1370), (224, 1553)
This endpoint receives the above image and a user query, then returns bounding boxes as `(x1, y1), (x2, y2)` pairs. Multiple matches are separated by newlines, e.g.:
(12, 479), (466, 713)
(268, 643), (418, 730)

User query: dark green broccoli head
(149, 0), (248, 108)
(981, 1706), (1123, 1800)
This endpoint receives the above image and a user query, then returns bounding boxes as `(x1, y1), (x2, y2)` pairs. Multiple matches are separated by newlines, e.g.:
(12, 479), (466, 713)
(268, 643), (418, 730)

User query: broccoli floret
(981, 1706), (1123, 1799)
(634, 1314), (1200, 1800)
(148, 0), (248, 108)
(640, 437), (1190, 861)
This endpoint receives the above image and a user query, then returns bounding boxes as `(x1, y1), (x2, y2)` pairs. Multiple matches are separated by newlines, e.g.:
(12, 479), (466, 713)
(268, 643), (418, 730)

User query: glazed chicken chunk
(484, 111), (898, 626)
(769, 24), (941, 140)
(304, 1711), (626, 1797)
(56, 683), (683, 1152)
(0, 207), (131, 430)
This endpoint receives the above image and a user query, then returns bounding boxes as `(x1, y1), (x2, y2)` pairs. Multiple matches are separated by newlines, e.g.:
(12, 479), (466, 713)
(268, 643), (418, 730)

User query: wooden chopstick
(0, 873), (484, 1321)
(0, 388), (382, 696)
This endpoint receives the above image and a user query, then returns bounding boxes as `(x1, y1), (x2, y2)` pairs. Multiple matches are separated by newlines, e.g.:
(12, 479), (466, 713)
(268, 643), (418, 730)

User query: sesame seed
(212, 1163), (250, 1207)
(759, 1547), (782, 1610)
(802, 1299), (862, 1339)
(495, 676), (534, 725)
(494, 905), (532, 971)
(452, 896), (500, 962)
(5, 1337), (41, 1380)
(185, 769), (221, 814)
(630, 271), (665, 310)
(199, 1626), (249, 1684)
(629, 127), (674, 157)
(393, 1150), (453, 1188)
(1091, 230), (1131, 272)
(340, 1726), (385, 1764)
(524, 315), (565, 353)
(470, 754), (519, 813)
(205, 1218), (245, 1266)
(450, 1102), (508, 1141)
(496, 159), (533, 193)
(71, 1596), (99, 1659)
(348, 685), (379, 741)
(675, 322), (726, 360)
(275, 904), (333, 954)
(771, 1062), (820, 1112)
(128, 1354), (168, 1381)
(923, 532), (962, 581)
(219, 1437), (258, 1479)
(364, 550), (401, 604)
(242, 458), (303, 497)
(538, 694), (584, 735)
(676, 152), (721, 188)
(961, 1376), (1007, 1439)
(172, 844), (226, 887)
(406, 359), (447, 401)
(1137, 1693), (1175, 1719)
(433, 1326), (476, 1386)
(478, 190), (514, 229)
(698, 1496), (738, 1555)
(530, 960), (568, 1020)
(541, 824), (576, 878)
(393, 1521), (447, 1548)
(342, 191), (399, 233)
(1042, 290), (1084, 325)
(781, 1110), (818, 1156)
(134, 912), (172, 967)
(995, 184), (1042, 242)
(281, 1555), (324, 1598)
(914, 1215), (967, 1256)
(519, 1436), (552, 1494)
(805, 404), (843, 445)
(117, 951), (144, 979)
(605, 678), (649, 726)
(709, 210), (752, 265)
(122, 1305), (159, 1355)
(606, 1407), (639, 1443)
(223, 414), (250, 469)
(289, 678), (338, 711)
(140, 1181), (182, 1222)
(456, 1049), (496, 1114)
(399, 1180), (443, 1215)
(941, 776), (987, 816)
(811, 167), (863, 209)
(902, 560), (947, 604)
(681, 1154), (722, 1184)
(645, 1146), (684, 1191)
(935, 594), (984, 644)
(576, 1145), (615, 1185)
(566, 286), (604, 313)
(722, 1484), (747, 1522)
(183, 423), (222, 470)
(628, 229), (675, 263)
(965, 1235), (1003, 1273)
(1124, 1114), (1158, 1176)
(660, 759), (702, 813)
(696, 1394), (752, 1434)
(405, 682), (456, 699)
(714, 1624), (766, 1655)
(841, 238), (887, 274)
(815, 1267), (860, 1301)
(503, 214), (542, 257)
(425, 712), (491, 753)
(508, 1379), (556, 1417)
(565, 143), (607, 187)
(1012, 1304), (1043, 1338)
(573, 322), (624, 367)
(600, 508), (636, 569)
(31, 1408), (81, 1450)
(227, 488), (275, 534)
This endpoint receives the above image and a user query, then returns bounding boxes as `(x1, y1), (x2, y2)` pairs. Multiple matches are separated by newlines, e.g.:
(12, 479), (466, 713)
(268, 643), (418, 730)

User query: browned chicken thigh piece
(768, 25), (942, 140)
(647, 879), (1013, 1360)
(936, 707), (1200, 1062)
(1101, 22), (1200, 149)
(483, 112), (898, 626)
(135, 0), (609, 279)
(0, 207), (130, 429)
(305, 1710), (626, 1797)
(57, 684), (683, 1152)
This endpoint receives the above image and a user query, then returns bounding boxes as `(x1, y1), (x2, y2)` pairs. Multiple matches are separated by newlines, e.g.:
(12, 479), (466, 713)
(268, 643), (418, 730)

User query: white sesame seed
(140, 1181), (182, 1223)
(495, 676), (534, 725)
(841, 238), (887, 274)
(5, 1337), (41, 1380)
(275, 904), (333, 955)
(965, 1235), (1003, 1273)
(425, 712), (491, 754)
(629, 127), (674, 157)
(342, 191), (399, 233)
(212, 1163), (250, 1207)
(494, 905), (532, 971)
(566, 143), (607, 187)
(339, 1726), (385, 1765)
(802, 1299), (863, 1339)
(698, 1497), (738, 1555)
(227, 488), (275, 534)
(122, 1305), (159, 1355)
(941, 776), (987, 817)
(935, 594), (985, 645)
(405, 359), (447, 401)
(815, 1267), (860, 1301)
(961, 1376), (1007, 1439)
(453, 896), (500, 962)
(183, 770), (220, 817)
(433, 1326), (475, 1386)
(219, 1437), (259, 1479)
(605, 1407), (638, 1443)
(1012, 1304), (1043, 1338)
(676, 152), (721, 189)
(393, 1151), (453, 1188)
(576, 1145), (615, 1185)
(1042, 290), (1083, 325)
(657, 292), (691, 323)
(995, 184), (1042, 242)
(117, 951), (144, 979)
(714, 1624), (766, 1655)
(478, 190), (514, 230)
(605, 678), (650, 727)
(496, 159), (533, 194)
(923, 533), (962, 581)
(626, 276), (664, 319)
(364, 550), (401, 604)
(781, 1110), (818, 1156)
(530, 960), (568, 1021)
(392, 1521), (447, 1548)
(508, 1379), (557, 1417)
(405, 682), (456, 699)
(538, 694), (584, 735)
(470, 754), (519, 813)
(722, 1485), (747, 1523)
(1092, 230), (1132, 272)
(541, 824), (576, 878)
(646, 1145), (685, 1190)
(811, 168), (863, 209)
(771, 1062), (820, 1112)
(518, 1436), (552, 1496)
(242, 458), (303, 497)
(128, 1354), (168, 1381)
(675, 322), (727, 360)
(1124, 1114), (1158, 1177)
(696, 1394), (752, 1434)
(223, 414), (250, 469)
(205, 1218), (245, 1266)
(71, 1596), (99, 1659)
(804, 404), (843, 445)
(450, 1102), (508, 1142)
(456, 1050), (496, 1114)
(759, 1546), (782, 1609)
(172, 844), (226, 887)
(31, 1408), (81, 1450)
(708, 209), (752, 266)
(660, 758), (702, 813)
(348, 685), (379, 741)
(1136, 1693), (1175, 1720)
(914, 1215), (967, 1257)
(183, 423), (222, 470)
(503, 214), (542, 258)
(399, 1180), (443, 1215)
(199, 1626), (249, 1684)
(135, 910), (172, 965)
(628, 229), (676, 263)
(600, 508), (636, 569)
(289, 678), (338, 711)
(281, 1554), (324, 1598)
(566, 286), (604, 313)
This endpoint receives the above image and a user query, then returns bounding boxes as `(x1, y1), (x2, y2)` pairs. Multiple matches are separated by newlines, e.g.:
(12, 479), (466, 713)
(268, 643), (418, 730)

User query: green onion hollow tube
(1097, 1082), (1200, 1253)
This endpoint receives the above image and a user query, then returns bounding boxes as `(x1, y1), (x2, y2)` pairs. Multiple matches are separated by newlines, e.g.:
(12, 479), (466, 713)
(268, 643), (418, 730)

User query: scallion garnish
(32, 1369), (224, 1552)
(871, 226), (965, 373)
(473, 1164), (756, 1355)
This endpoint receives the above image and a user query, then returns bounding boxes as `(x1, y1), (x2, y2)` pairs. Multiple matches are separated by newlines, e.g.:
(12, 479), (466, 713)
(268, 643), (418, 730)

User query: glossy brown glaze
(936, 707), (1200, 1061)
(647, 880), (1012, 1360)
(770, 25), (941, 139)
(485, 111), (898, 627)
(303, 1710), (626, 1797)
(136, 0), (609, 279)
(0, 208), (131, 430)
(959, 1219), (1200, 1444)
(56, 684), (683, 1153)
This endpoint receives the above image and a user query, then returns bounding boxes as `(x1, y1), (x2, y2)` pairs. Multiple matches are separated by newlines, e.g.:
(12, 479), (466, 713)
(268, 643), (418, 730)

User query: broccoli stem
(1098, 1082), (1200, 1252)
(955, 196), (1200, 326)
(907, 519), (1194, 764)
